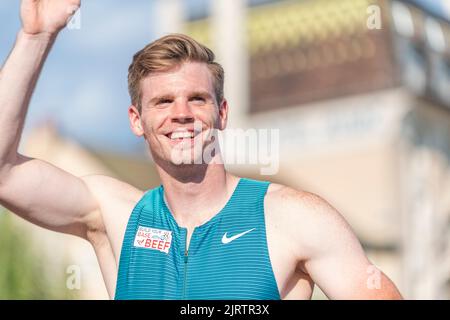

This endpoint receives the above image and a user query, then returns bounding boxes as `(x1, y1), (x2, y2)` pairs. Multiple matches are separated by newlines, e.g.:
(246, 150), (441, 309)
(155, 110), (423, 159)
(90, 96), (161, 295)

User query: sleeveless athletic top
(115, 178), (280, 300)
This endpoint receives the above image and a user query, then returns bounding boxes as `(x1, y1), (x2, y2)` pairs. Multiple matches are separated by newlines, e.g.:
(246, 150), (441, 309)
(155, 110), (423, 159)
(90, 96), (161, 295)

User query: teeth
(170, 131), (195, 140)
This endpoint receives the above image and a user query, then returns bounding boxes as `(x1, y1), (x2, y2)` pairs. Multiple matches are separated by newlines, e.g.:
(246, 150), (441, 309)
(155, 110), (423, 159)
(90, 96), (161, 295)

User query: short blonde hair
(128, 34), (224, 112)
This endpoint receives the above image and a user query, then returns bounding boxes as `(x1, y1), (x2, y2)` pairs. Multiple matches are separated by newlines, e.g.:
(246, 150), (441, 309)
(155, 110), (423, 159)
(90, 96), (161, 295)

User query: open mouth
(166, 131), (196, 140)
(164, 130), (203, 146)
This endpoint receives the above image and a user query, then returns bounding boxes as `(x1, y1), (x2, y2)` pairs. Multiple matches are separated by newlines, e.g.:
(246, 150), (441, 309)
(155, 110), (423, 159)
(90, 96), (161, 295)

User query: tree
(0, 208), (76, 299)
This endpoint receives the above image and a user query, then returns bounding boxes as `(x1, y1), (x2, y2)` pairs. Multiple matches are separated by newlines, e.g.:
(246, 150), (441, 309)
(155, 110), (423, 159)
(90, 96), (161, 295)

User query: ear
(218, 99), (228, 130)
(128, 105), (144, 137)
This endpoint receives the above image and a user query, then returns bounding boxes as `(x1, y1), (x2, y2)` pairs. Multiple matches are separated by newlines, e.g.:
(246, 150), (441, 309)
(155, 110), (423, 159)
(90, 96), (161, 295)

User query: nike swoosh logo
(221, 228), (256, 244)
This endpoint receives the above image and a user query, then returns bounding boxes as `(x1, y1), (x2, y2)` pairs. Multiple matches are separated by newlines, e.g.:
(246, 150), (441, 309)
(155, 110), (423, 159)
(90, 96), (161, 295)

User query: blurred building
(180, 0), (450, 299)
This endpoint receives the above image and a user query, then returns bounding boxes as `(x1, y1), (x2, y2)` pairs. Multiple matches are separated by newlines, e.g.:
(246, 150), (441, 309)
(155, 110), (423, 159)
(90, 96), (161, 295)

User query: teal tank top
(115, 178), (280, 300)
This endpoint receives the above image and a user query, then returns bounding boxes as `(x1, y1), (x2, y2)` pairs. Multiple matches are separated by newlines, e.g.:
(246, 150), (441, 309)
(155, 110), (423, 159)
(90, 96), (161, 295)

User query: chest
(115, 197), (280, 299)
(102, 190), (311, 300)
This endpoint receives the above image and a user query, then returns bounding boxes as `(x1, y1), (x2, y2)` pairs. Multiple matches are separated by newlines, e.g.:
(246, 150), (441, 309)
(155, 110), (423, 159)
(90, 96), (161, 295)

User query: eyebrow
(189, 91), (214, 100)
(148, 94), (174, 106)
(147, 91), (214, 106)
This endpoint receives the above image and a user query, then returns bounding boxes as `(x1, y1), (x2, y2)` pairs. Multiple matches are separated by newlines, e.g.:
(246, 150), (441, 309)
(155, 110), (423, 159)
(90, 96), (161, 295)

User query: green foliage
(0, 209), (77, 299)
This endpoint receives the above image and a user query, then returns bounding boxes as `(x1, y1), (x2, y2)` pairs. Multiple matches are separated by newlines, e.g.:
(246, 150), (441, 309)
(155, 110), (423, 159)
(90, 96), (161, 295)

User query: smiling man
(0, 0), (402, 300)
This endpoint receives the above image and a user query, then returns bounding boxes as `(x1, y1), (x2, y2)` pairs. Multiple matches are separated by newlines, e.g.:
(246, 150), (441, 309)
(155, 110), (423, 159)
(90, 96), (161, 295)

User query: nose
(170, 99), (194, 123)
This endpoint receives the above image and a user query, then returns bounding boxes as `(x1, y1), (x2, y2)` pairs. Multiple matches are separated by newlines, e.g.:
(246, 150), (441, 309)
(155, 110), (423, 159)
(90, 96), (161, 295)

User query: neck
(156, 162), (239, 229)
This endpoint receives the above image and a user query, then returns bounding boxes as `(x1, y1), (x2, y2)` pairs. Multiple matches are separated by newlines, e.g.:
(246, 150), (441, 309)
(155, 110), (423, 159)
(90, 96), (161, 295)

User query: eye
(190, 96), (206, 103)
(155, 99), (172, 107)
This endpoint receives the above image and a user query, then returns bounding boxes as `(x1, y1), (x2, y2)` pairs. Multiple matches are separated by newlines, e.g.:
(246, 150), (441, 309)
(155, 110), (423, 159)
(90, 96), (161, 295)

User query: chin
(169, 148), (205, 166)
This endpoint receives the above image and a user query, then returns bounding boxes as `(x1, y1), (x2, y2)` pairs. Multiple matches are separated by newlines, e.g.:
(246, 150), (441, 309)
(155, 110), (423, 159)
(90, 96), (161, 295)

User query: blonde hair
(128, 34), (224, 112)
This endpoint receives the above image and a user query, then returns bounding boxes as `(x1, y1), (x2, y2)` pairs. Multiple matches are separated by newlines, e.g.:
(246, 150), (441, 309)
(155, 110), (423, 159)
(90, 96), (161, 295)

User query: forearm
(0, 30), (56, 170)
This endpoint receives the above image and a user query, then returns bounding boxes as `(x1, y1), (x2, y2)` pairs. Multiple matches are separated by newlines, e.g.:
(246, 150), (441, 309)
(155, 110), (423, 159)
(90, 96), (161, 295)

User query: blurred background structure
(1, 0), (450, 299)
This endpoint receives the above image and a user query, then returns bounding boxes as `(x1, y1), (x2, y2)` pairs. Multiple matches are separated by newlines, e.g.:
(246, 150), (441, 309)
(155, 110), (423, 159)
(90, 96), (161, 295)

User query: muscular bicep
(0, 153), (100, 239)
(303, 215), (375, 299)
(294, 193), (402, 299)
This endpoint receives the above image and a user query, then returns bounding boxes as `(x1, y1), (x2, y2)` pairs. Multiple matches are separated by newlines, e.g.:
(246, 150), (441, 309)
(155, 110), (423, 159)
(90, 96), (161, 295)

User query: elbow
(373, 279), (404, 300)
(387, 288), (404, 300)
(378, 291), (403, 300)
(377, 287), (403, 300)
(0, 152), (19, 173)
(0, 155), (17, 191)
(0, 164), (9, 187)
(0, 166), (9, 195)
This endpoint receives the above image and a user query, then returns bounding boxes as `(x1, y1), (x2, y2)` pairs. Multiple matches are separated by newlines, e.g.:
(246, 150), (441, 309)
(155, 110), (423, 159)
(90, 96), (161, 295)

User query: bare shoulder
(265, 182), (351, 230)
(266, 183), (338, 218)
(80, 174), (144, 204)
(265, 183), (354, 254)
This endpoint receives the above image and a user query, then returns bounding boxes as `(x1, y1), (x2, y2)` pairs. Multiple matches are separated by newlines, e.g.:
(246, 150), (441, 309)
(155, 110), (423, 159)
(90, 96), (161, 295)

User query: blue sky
(1, 0), (166, 157)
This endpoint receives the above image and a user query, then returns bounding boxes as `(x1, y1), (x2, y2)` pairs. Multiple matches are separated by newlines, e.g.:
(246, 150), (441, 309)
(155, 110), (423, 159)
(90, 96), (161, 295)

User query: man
(0, 0), (402, 299)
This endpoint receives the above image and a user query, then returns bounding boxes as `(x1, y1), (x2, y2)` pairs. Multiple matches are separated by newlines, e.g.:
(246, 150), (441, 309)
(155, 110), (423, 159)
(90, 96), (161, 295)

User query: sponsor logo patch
(134, 226), (172, 254)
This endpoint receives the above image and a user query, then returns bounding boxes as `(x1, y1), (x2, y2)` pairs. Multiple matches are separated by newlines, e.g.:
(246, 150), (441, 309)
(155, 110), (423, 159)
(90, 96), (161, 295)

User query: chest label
(134, 226), (172, 254)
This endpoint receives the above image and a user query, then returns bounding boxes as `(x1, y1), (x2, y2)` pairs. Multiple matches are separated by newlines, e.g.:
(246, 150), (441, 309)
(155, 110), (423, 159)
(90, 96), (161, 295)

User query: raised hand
(20, 0), (81, 35)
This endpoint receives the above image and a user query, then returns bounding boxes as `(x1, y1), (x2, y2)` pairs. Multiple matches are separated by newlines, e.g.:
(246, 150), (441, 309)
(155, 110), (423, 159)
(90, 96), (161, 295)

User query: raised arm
(0, 0), (100, 239)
